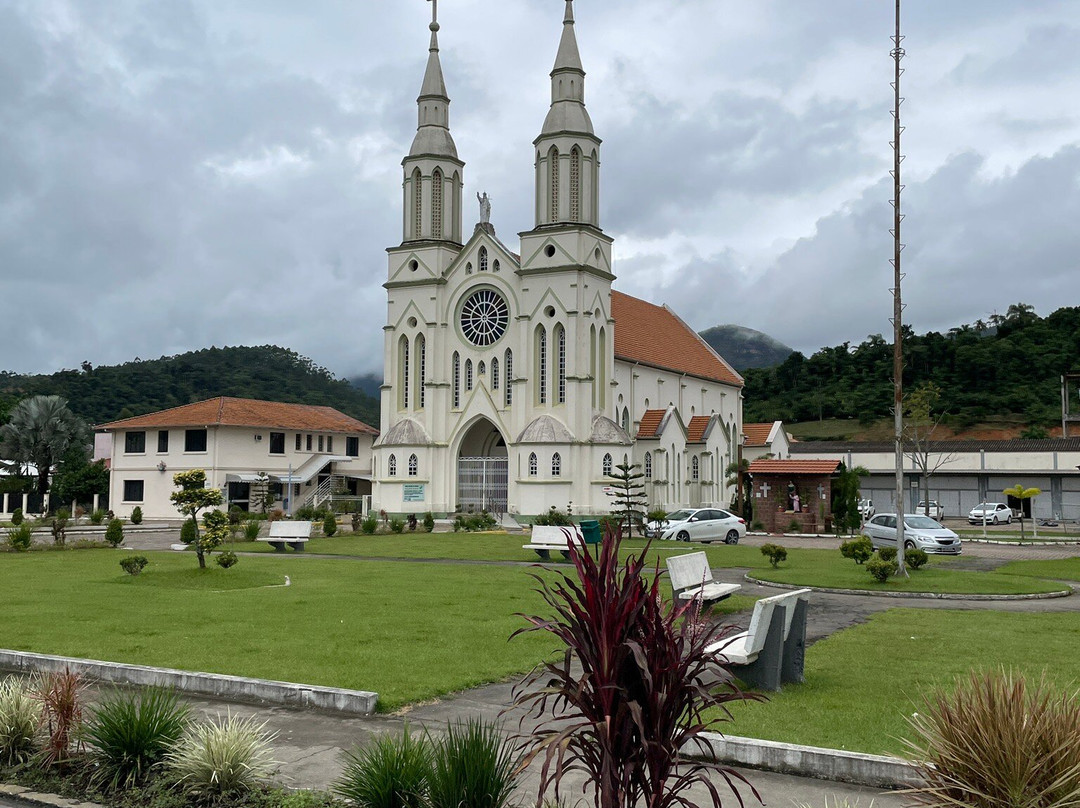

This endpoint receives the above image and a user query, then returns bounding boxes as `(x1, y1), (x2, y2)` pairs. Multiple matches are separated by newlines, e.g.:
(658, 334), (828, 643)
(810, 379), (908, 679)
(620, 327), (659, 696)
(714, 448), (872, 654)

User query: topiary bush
(180, 519), (198, 545)
(130, 506), (143, 525)
(907, 548), (929, 569)
(362, 515), (379, 535)
(533, 506), (573, 527)
(323, 513), (338, 537)
(760, 543), (788, 568)
(840, 535), (873, 565)
(120, 556), (149, 576)
(423, 512), (435, 533)
(866, 556), (898, 583)
(104, 518), (125, 547)
(6, 523), (34, 552)
(10, 508), (23, 526)
(390, 518), (406, 534)
(878, 546), (897, 562)
(216, 550), (239, 569)
(90, 508), (106, 526)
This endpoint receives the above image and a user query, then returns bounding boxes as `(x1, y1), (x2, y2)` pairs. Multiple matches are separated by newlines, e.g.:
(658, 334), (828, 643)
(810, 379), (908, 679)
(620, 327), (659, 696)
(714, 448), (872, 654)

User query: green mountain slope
(699, 325), (794, 371)
(0, 346), (380, 428)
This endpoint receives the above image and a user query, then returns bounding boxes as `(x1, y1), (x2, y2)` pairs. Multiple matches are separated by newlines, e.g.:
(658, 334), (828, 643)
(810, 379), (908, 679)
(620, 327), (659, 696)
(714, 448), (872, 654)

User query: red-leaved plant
(35, 669), (85, 767)
(511, 525), (763, 808)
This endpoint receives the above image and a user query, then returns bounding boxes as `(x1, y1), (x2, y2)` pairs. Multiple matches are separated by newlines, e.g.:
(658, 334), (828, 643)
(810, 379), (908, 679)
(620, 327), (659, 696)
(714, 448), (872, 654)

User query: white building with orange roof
(742, 421), (792, 462)
(98, 397), (378, 519)
(374, 2), (743, 519)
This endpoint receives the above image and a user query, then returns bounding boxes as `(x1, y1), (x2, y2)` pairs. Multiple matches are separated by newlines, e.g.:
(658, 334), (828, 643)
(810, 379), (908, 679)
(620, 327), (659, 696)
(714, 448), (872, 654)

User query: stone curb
(961, 537), (1080, 546)
(0, 784), (101, 808)
(743, 574), (1074, 601)
(692, 733), (923, 789)
(0, 651), (378, 715)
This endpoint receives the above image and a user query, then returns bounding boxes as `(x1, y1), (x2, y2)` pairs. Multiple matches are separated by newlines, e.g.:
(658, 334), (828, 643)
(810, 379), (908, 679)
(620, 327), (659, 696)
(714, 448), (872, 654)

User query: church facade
(374, 1), (744, 519)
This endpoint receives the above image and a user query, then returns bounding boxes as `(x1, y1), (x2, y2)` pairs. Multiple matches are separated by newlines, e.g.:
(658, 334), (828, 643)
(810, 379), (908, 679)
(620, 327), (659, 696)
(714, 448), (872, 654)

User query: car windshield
(665, 509), (694, 522)
(905, 516), (942, 529)
(974, 503), (995, 510)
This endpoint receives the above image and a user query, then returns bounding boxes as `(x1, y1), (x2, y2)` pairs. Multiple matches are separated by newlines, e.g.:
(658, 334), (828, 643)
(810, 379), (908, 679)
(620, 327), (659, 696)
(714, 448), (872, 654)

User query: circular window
(409, 260), (419, 271)
(545, 245), (556, 258)
(545, 305), (556, 318)
(408, 317), (418, 328)
(459, 288), (510, 347)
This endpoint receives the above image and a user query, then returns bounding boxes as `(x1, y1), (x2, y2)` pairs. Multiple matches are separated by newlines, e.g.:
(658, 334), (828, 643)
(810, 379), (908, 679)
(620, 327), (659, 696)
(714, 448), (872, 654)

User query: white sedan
(658, 508), (746, 544)
(967, 502), (1013, 525)
(864, 513), (961, 555)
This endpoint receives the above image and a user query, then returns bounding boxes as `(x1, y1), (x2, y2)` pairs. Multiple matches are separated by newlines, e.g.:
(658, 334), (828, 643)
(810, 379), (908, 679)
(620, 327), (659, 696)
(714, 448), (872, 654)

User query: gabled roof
(611, 291), (743, 387)
(637, 409), (667, 439)
(744, 422), (777, 448)
(686, 415), (713, 444)
(748, 459), (841, 476)
(98, 397), (378, 435)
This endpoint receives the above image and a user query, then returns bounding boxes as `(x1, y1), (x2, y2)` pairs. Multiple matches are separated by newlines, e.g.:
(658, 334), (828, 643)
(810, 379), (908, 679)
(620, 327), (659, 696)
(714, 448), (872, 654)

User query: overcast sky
(2, 0), (1079, 377)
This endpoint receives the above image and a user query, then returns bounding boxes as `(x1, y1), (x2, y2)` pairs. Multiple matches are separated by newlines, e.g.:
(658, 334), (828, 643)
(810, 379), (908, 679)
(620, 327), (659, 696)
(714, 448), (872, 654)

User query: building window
(556, 325), (566, 404)
(388, 454), (397, 476)
(551, 452), (562, 477)
(408, 454), (418, 477)
(478, 360), (486, 376)
(412, 168), (422, 239)
(548, 146), (559, 222)
(570, 147), (581, 222)
(318, 435), (325, 452)
(537, 327), (548, 405)
(493, 259), (500, 272)
(346, 436), (360, 457)
(157, 430), (169, 453)
(400, 335), (410, 410)
(306, 434), (313, 451)
(269, 432), (285, 454)
(528, 453), (538, 477)
(602, 453), (612, 476)
(432, 168), (443, 238)
(417, 334), (426, 410)
(185, 429), (207, 453)
(123, 480), (144, 502)
(327, 436), (334, 453)
(125, 431), (146, 454)
(453, 352), (461, 408)
(295, 434), (302, 451)
(504, 349), (513, 406)
(465, 359), (474, 391)
(479, 246), (489, 272)
(491, 357), (500, 390)
(692, 456), (700, 481)
(644, 452), (653, 479)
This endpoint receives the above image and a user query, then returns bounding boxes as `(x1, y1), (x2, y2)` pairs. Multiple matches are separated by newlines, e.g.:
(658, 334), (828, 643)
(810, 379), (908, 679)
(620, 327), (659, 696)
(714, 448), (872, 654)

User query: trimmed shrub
(104, 518), (125, 547)
(120, 556), (149, 576)
(228, 505), (243, 525)
(167, 713), (277, 798)
(840, 535), (873, 565)
(423, 512), (435, 533)
(90, 508), (106, 526)
(906, 670), (1080, 808)
(760, 543), (788, 568)
(0, 677), (41, 766)
(216, 550), (239, 569)
(427, 719), (518, 808)
(907, 548), (929, 569)
(180, 519), (198, 545)
(866, 556), (898, 583)
(323, 513), (338, 537)
(10, 508), (24, 526)
(362, 515), (379, 535)
(335, 728), (431, 808)
(130, 506), (143, 525)
(243, 520), (262, 541)
(84, 687), (191, 789)
(5, 523), (34, 552)
(533, 506), (573, 527)
(878, 546), (897, 562)
(646, 508), (668, 524)
(390, 518), (406, 534)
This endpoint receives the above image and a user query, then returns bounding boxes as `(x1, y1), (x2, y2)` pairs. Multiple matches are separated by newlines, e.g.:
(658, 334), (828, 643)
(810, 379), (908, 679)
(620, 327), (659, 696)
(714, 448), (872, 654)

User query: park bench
(666, 552), (742, 608)
(705, 588), (811, 692)
(523, 525), (585, 559)
(262, 520), (312, 552)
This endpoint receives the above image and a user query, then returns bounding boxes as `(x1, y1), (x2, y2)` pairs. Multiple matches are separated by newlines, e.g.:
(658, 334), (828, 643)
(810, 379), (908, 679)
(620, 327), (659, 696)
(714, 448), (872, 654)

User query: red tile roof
(637, 409), (667, 439)
(743, 422), (775, 447)
(687, 416), (712, 444)
(98, 397), (378, 435)
(748, 459), (841, 476)
(611, 291), (743, 387)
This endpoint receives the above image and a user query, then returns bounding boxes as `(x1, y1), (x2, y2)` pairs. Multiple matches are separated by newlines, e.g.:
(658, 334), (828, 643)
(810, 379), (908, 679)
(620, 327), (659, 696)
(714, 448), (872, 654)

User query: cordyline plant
(511, 524), (762, 808)
(35, 669), (85, 768)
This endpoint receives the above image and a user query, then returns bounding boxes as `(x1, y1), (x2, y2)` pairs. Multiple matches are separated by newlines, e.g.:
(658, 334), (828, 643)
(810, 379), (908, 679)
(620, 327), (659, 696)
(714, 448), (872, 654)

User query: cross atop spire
(410, 0), (458, 159)
(553, 0), (584, 74)
(540, 0), (592, 136)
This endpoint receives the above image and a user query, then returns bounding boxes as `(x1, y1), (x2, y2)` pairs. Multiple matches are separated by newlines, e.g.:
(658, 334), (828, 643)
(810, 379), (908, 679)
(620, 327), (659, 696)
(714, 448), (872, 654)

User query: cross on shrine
(758, 481), (771, 499)
(818, 484), (826, 500)
(428, 0), (438, 25)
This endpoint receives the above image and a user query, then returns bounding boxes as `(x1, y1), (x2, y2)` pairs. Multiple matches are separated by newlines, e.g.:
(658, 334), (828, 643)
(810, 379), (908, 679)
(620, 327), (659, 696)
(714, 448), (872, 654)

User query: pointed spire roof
(409, 3), (459, 160)
(419, 21), (448, 99)
(553, 1), (584, 74)
(540, 0), (594, 137)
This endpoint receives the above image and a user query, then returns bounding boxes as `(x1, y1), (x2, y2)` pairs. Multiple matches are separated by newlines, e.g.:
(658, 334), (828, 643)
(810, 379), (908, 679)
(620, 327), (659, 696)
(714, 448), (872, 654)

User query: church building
(374, 1), (745, 519)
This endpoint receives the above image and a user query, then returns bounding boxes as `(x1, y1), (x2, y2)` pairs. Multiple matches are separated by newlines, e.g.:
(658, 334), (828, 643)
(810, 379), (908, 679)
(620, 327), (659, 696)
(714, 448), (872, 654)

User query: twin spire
(409, 0), (457, 159)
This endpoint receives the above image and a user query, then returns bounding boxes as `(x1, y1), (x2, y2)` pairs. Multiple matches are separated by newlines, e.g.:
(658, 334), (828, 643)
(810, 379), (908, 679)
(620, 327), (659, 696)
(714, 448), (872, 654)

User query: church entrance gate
(457, 457), (508, 514)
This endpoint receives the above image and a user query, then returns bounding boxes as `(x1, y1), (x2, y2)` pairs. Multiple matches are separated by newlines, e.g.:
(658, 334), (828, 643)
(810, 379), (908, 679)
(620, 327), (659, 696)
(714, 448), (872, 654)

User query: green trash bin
(579, 520), (602, 545)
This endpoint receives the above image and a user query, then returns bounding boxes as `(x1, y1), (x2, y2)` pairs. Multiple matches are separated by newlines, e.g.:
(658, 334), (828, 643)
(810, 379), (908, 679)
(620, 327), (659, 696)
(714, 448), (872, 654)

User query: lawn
(996, 556), (1080, 583)
(0, 550), (560, 711)
(719, 609), (1080, 755)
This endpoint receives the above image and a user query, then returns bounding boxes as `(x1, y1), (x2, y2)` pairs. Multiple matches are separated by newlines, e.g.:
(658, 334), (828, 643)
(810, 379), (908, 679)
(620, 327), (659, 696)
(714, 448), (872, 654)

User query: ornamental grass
(0, 677), (41, 766)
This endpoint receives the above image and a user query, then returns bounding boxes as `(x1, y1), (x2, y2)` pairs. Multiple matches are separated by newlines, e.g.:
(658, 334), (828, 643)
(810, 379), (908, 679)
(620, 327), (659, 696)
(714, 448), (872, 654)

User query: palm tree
(0, 396), (89, 506)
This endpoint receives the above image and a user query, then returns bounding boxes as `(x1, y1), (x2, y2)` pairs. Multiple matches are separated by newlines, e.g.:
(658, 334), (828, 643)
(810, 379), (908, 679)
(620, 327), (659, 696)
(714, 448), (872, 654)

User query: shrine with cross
(747, 459), (842, 534)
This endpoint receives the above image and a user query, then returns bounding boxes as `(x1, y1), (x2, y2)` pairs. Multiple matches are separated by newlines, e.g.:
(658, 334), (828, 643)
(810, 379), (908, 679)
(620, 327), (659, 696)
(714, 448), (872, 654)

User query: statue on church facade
(477, 191), (491, 224)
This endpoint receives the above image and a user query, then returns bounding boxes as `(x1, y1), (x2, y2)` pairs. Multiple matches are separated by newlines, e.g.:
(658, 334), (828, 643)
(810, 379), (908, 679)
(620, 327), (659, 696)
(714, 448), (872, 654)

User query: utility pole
(890, 0), (908, 575)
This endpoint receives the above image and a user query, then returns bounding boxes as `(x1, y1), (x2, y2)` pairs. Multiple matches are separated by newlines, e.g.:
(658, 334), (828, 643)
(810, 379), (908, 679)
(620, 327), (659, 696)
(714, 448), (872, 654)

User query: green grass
(996, 557), (1080, 583)
(0, 550), (560, 711)
(719, 609), (1080, 755)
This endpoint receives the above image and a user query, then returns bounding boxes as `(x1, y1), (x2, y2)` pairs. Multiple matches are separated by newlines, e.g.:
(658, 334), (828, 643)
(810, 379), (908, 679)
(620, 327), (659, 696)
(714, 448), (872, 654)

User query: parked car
(858, 499), (875, 520)
(967, 502), (1013, 525)
(864, 513), (961, 555)
(916, 500), (944, 520)
(657, 507), (746, 544)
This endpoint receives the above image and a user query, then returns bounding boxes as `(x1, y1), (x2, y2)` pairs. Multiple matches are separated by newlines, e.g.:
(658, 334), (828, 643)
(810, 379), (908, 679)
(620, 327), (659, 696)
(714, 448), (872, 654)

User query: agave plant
(83, 687), (191, 789)
(0, 677), (41, 766)
(512, 525), (762, 808)
(166, 713), (278, 797)
(427, 719), (519, 808)
(35, 670), (84, 768)
(334, 727), (431, 808)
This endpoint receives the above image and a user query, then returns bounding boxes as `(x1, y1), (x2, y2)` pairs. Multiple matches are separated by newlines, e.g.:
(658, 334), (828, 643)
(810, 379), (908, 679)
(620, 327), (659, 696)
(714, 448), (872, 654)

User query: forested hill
(0, 346), (381, 428)
(699, 325), (793, 370)
(743, 304), (1080, 427)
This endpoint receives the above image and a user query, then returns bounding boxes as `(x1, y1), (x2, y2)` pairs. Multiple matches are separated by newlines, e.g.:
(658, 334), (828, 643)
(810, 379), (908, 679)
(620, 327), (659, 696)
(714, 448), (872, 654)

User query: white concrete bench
(666, 552), (742, 607)
(706, 588), (811, 692)
(523, 525), (585, 559)
(262, 520), (312, 552)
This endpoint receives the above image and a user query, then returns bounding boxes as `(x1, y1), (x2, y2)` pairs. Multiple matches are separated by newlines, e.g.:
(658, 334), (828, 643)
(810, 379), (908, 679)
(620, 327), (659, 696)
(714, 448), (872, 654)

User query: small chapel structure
(373, 1), (745, 519)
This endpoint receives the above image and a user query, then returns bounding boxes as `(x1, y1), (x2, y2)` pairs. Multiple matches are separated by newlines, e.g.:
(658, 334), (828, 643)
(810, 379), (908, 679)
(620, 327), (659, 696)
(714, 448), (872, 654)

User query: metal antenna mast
(890, 0), (908, 575)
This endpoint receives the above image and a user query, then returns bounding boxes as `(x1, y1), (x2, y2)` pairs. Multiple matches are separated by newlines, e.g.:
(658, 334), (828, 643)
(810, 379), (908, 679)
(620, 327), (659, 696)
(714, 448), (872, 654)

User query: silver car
(659, 508), (746, 544)
(864, 513), (961, 555)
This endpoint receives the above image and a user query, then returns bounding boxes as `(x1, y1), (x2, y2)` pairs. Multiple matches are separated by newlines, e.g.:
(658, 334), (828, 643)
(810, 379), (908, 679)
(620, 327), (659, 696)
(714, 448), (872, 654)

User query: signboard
(403, 484), (426, 503)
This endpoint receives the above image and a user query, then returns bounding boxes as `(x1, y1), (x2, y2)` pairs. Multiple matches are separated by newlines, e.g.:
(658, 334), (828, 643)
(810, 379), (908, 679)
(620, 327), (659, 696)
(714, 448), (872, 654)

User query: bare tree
(904, 383), (958, 517)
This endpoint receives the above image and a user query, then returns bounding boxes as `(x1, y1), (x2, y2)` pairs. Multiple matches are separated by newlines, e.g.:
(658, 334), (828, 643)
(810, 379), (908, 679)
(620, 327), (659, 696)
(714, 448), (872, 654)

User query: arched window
(491, 357), (500, 390)
(493, 259), (500, 272)
(399, 336), (410, 410)
(590, 324), (597, 409)
(465, 359), (473, 392)
(598, 327), (607, 409)
(432, 168), (443, 238)
(416, 334), (426, 410)
(692, 456), (700, 481)
(528, 452), (538, 477)
(556, 325), (566, 404)
(408, 454), (418, 477)
(644, 452), (653, 479)
(621, 407), (629, 433)
(478, 360), (486, 376)
(452, 352), (461, 408)
(569, 147), (581, 222)
(479, 246), (488, 272)
(505, 349), (513, 406)
(536, 327), (548, 405)
(412, 168), (422, 239)
(388, 454), (397, 477)
(602, 453), (612, 476)
(548, 146), (560, 222)
(551, 452), (562, 477)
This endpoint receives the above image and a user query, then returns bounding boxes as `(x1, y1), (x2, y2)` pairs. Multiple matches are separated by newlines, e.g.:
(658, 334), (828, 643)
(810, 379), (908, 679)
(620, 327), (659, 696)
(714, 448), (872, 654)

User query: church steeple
(542, 0), (592, 136)
(401, 0), (463, 244)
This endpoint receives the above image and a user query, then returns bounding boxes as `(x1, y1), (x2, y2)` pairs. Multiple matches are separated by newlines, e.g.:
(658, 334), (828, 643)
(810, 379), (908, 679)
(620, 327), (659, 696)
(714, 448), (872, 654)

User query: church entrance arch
(456, 418), (509, 514)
